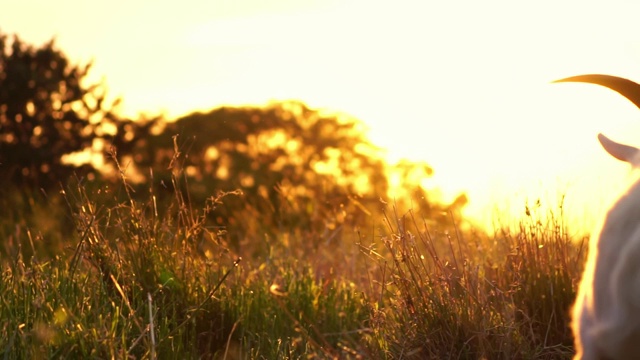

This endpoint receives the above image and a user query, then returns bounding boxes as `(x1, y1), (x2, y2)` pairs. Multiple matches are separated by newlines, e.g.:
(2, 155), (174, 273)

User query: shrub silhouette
(0, 32), (467, 248)
(108, 101), (468, 248)
(0, 33), (117, 190)
(108, 102), (392, 242)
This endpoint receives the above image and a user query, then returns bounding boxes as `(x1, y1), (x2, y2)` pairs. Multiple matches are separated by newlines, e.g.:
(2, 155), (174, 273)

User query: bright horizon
(4, 0), (640, 233)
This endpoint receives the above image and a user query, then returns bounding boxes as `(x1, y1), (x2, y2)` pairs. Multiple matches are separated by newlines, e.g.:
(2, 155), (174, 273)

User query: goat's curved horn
(553, 74), (640, 110)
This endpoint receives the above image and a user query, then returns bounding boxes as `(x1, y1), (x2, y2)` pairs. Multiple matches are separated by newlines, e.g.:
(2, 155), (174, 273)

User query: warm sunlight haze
(5, 0), (640, 233)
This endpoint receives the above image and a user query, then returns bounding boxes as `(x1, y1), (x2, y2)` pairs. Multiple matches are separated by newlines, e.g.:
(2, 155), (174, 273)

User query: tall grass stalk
(363, 202), (583, 359)
(0, 149), (587, 358)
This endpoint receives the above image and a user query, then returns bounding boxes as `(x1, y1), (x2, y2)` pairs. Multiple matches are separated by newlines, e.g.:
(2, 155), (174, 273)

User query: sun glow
(4, 0), (640, 233)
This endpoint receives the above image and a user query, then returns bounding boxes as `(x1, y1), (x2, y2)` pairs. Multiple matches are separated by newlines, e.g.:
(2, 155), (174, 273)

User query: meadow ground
(0, 173), (584, 359)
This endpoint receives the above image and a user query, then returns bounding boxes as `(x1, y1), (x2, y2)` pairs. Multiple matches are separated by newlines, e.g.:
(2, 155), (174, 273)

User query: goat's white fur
(572, 133), (640, 360)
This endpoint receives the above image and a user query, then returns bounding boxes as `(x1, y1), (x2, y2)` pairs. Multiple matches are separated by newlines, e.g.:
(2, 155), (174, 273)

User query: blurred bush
(0, 33), (119, 190)
(109, 102), (390, 242)
(0, 31), (467, 251)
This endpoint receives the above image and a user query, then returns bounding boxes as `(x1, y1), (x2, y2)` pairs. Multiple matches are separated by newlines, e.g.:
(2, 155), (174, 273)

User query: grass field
(0, 168), (585, 359)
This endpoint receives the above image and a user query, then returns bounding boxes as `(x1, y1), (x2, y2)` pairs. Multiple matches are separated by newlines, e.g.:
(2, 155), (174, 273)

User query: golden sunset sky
(4, 0), (640, 232)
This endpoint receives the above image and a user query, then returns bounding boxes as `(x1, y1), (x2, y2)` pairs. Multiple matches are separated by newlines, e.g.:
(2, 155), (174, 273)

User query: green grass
(365, 205), (580, 359)
(0, 172), (586, 359)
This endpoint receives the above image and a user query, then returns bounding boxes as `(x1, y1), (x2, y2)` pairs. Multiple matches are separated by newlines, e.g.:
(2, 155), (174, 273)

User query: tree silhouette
(0, 33), (117, 190)
(109, 101), (390, 240)
(105, 100), (470, 245)
(0, 31), (468, 246)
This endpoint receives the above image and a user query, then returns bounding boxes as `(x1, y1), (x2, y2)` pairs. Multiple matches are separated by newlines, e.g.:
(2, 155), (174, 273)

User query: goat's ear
(598, 133), (640, 163)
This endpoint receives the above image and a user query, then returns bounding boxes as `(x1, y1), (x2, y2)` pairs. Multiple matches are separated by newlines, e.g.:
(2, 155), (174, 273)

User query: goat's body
(573, 178), (640, 359)
(555, 74), (640, 360)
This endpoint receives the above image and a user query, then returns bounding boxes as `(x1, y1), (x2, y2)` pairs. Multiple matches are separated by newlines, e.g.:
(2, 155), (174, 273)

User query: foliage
(0, 33), (118, 190)
(364, 202), (580, 359)
(0, 170), (584, 359)
(0, 164), (372, 359)
(110, 102), (390, 247)
(0, 31), (463, 249)
(0, 31), (584, 359)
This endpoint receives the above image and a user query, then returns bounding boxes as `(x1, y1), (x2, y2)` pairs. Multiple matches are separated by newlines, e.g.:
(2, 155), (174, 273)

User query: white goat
(573, 133), (640, 360)
(555, 74), (640, 360)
